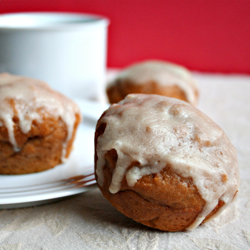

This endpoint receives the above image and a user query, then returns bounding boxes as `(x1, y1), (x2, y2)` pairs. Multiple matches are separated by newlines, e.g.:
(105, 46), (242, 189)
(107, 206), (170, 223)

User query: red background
(0, 0), (250, 74)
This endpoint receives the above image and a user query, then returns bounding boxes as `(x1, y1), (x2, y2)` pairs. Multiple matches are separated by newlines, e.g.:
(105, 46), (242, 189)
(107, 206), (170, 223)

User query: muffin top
(96, 94), (239, 230)
(0, 73), (80, 158)
(108, 61), (198, 105)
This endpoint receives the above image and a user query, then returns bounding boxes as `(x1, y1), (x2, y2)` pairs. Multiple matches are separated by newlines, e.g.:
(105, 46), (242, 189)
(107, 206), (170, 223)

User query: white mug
(0, 12), (109, 101)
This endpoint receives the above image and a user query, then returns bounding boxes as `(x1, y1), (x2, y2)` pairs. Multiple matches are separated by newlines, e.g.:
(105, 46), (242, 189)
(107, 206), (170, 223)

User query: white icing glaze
(108, 61), (198, 105)
(96, 94), (239, 231)
(0, 73), (80, 159)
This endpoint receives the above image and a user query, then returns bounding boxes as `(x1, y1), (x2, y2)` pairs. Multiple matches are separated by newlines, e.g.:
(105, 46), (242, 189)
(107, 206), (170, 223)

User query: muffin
(106, 60), (199, 106)
(0, 73), (81, 174)
(95, 94), (239, 231)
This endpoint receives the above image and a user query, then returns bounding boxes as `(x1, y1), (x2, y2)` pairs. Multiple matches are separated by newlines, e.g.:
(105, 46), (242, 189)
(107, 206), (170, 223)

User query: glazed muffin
(0, 73), (81, 174)
(95, 94), (239, 231)
(106, 60), (199, 106)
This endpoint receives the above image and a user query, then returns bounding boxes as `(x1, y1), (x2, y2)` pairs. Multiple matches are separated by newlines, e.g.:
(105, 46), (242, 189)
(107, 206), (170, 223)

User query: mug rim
(0, 12), (109, 31)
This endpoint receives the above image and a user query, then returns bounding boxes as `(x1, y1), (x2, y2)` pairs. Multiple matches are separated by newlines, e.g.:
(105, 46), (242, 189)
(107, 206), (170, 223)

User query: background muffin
(0, 73), (81, 174)
(95, 94), (239, 231)
(107, 60), (199, 105)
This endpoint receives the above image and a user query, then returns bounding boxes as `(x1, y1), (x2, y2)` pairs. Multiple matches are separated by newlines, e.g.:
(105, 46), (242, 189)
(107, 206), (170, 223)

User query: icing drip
(0, 73), (80, 159)
(96, 94), (239, 231)
(108, 61), (198, 105)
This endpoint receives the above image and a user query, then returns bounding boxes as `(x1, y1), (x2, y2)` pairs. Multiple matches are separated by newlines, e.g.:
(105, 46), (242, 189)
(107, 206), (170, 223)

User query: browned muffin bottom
(95, 122), (225, 232)
(0, 108), (80, 175)
(107, 79), (194, 105)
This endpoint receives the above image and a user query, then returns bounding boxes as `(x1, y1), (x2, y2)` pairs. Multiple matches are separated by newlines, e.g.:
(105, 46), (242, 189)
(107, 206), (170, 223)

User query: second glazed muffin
(0, 73), (81, 174)
(95, 94), (239, 232)
(107, 60), (199, 105)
